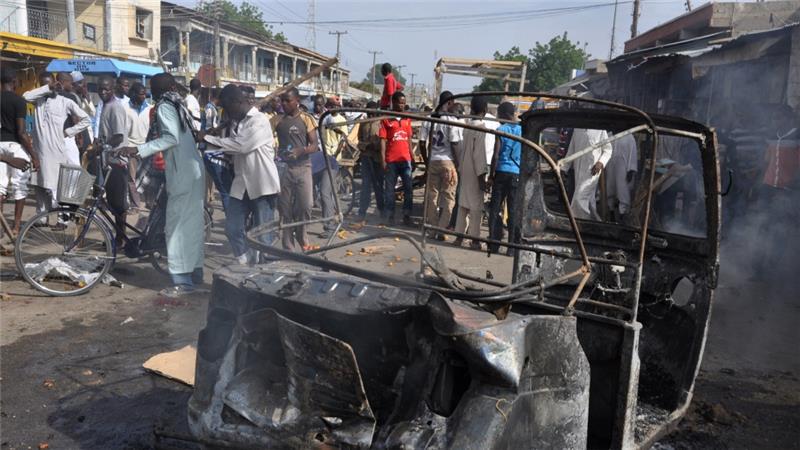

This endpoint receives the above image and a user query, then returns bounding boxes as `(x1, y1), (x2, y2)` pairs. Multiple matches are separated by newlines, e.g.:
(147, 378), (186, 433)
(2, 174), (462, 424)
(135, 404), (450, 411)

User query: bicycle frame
(64, 146), (166, 259)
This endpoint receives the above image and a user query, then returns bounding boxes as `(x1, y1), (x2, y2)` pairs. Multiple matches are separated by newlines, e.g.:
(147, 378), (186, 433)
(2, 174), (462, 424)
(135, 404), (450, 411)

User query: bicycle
(14, 142), (212, 296)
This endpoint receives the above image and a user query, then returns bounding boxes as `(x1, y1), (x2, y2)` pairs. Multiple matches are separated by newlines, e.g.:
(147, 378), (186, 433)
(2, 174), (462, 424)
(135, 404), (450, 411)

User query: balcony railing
(27, 8), (65, 41)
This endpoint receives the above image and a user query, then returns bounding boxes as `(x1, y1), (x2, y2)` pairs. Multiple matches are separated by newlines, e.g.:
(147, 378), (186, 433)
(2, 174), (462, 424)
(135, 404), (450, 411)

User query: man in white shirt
(562, 128), (613, 220)
(24, 72), (91, 216)
(201, 84), (280, 264)
(419, 91), (462, 237)
(126, 82), (153, 147)
(185, 78), (202, 132)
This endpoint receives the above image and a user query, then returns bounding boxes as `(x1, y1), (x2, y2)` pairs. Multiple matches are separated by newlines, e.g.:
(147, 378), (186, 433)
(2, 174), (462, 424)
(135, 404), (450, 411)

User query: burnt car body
(187, 94), (720, 449)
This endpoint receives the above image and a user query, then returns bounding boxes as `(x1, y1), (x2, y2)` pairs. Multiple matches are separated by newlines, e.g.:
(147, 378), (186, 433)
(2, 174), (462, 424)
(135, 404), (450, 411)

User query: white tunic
(563, 129), (612, 220)
(23, 85), (91, 194)
(606, 133), (638, 215)
(457, 119), (490, 210)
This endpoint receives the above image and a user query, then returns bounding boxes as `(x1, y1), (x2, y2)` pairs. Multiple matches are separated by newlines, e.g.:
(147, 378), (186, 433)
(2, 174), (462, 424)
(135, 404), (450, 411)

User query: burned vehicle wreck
(187, 93), (721, 449)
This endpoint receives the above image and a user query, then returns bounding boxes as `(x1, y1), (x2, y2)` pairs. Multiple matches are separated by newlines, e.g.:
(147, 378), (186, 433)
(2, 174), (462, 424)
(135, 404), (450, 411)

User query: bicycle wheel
(150, 208), (214, 275)
(15, 208), (115, 296)
(336, 168), (355, 216)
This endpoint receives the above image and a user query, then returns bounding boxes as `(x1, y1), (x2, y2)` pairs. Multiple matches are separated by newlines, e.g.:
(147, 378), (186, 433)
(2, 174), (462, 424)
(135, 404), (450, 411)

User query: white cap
(70, 71), (84, 82)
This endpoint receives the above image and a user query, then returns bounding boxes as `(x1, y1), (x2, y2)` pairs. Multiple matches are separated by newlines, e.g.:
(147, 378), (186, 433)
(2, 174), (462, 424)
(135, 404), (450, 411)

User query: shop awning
(46, 58), (163, 78)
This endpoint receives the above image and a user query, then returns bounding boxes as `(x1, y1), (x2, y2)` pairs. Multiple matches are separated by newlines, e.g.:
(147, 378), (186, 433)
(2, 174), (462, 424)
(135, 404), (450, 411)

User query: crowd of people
(6, 60), (759, 297)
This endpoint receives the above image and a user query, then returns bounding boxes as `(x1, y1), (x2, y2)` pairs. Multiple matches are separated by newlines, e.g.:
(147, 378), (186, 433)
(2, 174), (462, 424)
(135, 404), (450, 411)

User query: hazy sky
(179, 0), (699, 92)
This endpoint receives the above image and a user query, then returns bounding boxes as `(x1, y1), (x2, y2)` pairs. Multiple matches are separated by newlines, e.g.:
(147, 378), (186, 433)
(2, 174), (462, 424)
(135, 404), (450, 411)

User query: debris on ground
(697, 401), (739, 426)
(359, 244), (395, 255)
(38, 442), (49, 449)
(24, 258), (122, 288)
(120, 317), (134, 325)
(41, 379), (55, 389)
(143, 345), (197, 386)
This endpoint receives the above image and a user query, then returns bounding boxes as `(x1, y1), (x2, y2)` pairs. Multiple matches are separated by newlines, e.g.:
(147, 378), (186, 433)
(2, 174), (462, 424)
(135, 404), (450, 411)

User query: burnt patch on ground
(0, 299), (204, 450)
(657, 368), (800, 449)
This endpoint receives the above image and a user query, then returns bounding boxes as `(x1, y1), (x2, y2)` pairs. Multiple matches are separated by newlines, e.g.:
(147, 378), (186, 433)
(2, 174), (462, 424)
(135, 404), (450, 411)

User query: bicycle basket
(57, 164), (96, 206)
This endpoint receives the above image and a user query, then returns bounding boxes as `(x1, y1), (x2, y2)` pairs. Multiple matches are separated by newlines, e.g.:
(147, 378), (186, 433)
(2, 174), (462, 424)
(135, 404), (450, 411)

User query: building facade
(161, 1), (349, 95)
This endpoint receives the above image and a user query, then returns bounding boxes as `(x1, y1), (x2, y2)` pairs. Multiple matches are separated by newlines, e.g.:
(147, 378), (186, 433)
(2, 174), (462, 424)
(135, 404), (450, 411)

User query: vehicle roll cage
(246, 91), (662, 322)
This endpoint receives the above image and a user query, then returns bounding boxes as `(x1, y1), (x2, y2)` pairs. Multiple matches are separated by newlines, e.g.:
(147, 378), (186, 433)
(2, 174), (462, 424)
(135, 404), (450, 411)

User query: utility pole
(328, 31), (346, 95)
(213, 0), (221, 85)
(328, 30), (347, 59)
(369, 50), (382, 99)
(630, 0), (641, 38)
(409, 72), (416, 106)
(609, 0), (619, 59)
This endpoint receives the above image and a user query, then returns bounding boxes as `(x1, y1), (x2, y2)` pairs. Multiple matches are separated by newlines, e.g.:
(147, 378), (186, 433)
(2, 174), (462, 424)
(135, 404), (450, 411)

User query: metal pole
(104, 0), (112, 50)
(213, 1), (221, 85)
(66, 0), (76, 44)
(609, 0), (619, 59)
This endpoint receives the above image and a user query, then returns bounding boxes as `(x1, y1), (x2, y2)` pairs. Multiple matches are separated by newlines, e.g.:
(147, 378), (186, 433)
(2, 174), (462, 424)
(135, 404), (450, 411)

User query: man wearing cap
(69, 71), (96, 127)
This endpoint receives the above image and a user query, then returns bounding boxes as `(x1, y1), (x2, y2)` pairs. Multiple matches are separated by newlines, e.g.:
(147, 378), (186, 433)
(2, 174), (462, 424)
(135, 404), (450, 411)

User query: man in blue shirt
(487, 102), (521, 255)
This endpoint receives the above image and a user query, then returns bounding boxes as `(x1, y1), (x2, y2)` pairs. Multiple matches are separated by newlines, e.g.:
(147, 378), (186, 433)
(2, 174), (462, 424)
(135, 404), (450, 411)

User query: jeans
(358, 156), (384, 218)
(225, 192), (277, 257)
(488, 171), (519, 252)
(203, 155), (233, 212)
(171, 267), (204, 287)
(383, 161), (413, 218)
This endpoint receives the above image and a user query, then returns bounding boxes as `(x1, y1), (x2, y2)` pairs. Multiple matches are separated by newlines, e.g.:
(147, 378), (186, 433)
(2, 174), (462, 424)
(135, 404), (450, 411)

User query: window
(134, 8), (153, 40)
(82, 23), (96, 41)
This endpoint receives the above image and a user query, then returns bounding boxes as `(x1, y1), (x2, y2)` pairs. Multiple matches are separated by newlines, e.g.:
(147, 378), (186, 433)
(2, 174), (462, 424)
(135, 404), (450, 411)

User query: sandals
(302, 244), (320, 252)
(159, 285), (208, 298)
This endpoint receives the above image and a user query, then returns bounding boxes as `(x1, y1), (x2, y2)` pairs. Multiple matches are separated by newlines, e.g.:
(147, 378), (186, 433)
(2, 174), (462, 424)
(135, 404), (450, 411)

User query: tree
(473, 33), (588, 96)
(528, 32), (587, 91)
(199, 1), (286, 42)
(350, 79), (375, 93)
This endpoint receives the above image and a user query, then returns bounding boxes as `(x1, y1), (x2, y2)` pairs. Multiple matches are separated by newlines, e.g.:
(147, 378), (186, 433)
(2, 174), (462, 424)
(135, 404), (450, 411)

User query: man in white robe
(24, 72), (91, 215)
(562, 128), (612, 220)
(454, 97), (491, 249)
(118, 73), (205, 297)
(606, 132), (638, 220)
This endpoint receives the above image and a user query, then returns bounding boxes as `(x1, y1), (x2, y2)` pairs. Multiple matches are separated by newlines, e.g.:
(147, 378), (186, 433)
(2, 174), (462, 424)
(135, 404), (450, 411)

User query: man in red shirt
(379, 63), (403, 110)
(379, 91), (413, 225)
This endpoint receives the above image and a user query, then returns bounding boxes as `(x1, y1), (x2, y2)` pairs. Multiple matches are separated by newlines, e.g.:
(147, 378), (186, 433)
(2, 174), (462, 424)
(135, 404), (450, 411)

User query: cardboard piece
(143, 345), (197, 386)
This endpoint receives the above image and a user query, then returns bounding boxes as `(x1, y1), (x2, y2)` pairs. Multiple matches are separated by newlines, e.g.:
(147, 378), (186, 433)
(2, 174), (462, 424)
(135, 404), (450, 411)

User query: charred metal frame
(192, 91), (721, 450)
(247, 92), (661, 324)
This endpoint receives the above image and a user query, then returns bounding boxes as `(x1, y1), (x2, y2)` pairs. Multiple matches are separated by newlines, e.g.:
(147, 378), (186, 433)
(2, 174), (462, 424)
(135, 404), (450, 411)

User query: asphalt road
(1, 201), (798, 449)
